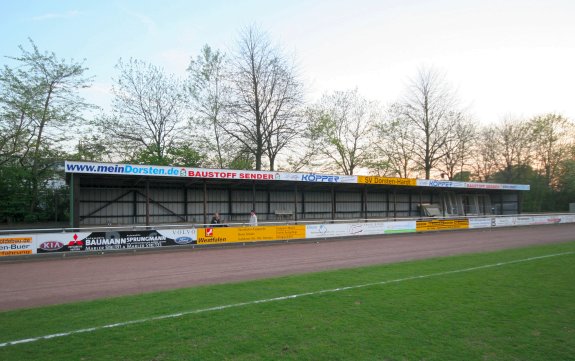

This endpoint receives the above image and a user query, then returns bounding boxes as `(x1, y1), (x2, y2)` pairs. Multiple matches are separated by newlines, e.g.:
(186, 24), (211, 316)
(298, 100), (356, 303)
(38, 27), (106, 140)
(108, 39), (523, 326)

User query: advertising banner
(305, 221), (415, 239)
(66, 161), (356, 184)
(416, 219), (469, 231)
(36, 232), (90, 253)
(384, 220), (417, 233)
(494, 217), (516, 227)
(531, 216), (562, 225)
(357, 176), (416, 186)
(0, 236), (34, 256)
(416, 179), (466, 188)
(196, 225), (305, 245)
(306, 223), (361, 239)
(34, 229), (198, 253)
(416, 179), (530, 191)
(515, 216), (534, 226)
(276, 172), (357, 184)
(468, 217), (494, 229)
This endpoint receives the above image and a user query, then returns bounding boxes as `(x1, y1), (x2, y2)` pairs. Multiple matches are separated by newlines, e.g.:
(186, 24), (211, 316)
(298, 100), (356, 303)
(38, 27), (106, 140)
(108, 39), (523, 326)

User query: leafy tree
(490, 118), (533, 183)
(491, 164), (553, 212)
(132, 143), (204, 167)
(0, 39), (92, 217)
(529, 113), (574, 187)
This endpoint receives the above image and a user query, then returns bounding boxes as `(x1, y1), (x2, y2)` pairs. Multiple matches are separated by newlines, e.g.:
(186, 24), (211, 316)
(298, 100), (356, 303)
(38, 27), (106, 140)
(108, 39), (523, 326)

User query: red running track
(1, 224), (574, 311)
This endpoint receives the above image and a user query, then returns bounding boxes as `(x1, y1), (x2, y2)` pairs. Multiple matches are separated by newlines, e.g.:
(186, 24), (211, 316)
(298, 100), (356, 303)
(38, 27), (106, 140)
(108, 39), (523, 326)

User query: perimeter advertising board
(305, 221), (416, 239)
(2, 214), (574, 258)
(468, 217), (494, 229)
(416, 219), (469, 231)
(34, 229), (198, 253)
(196, 225), (306, 245)
(0, 236), (34, 256)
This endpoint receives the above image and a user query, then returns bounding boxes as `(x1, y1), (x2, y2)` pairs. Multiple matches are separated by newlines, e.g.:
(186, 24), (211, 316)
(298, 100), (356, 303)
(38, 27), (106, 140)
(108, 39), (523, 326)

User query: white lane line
(1, 251), (573, 348)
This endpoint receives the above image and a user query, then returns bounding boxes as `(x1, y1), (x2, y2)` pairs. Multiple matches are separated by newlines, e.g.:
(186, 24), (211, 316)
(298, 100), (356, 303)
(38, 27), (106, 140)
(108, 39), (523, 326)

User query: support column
(133, 190), (138, 224)
(408, 191), (412, 217)
(393, 191), (397, 219)
(267, 187), (271, 219)
(252, 181), (256, 213)
(69, 174), (81, 228)
(294, 184), (298, 223)
(419, 192), (423, 216)
(386, 191), (390, 219)
(183, 187), (188, 222)
(228, 188), (233, 221)
(203, 180), (207, 225)
(301, 190), (306, 220)
(362, 186), (367, 221)
(145, 181), (150, 226)
(331, 186), (336, 221)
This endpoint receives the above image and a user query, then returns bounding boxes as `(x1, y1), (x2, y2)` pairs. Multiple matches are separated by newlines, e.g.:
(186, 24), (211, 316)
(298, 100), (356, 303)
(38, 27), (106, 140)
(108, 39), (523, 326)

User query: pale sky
(1, 0), (574, 123)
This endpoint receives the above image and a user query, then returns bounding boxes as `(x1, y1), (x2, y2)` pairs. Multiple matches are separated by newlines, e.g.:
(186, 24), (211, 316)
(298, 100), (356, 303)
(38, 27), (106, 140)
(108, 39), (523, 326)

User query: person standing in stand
(249, 209), (258, 226)
(210, 212), (222, 227)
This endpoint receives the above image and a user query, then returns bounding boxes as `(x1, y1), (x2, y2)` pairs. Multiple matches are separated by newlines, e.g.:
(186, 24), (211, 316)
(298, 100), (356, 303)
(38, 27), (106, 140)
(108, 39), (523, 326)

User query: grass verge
(1, 241), (574, 360)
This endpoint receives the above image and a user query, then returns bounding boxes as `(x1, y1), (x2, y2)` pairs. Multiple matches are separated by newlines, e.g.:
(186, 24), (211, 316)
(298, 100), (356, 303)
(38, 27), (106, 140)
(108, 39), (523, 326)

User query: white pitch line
(1, 251), (573, 348)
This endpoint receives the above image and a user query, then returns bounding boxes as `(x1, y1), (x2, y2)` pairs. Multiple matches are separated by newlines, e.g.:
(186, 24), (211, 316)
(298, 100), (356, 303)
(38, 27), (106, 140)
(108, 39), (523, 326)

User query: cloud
(31, 10), (80, 21)
(126, 11), (158, 35)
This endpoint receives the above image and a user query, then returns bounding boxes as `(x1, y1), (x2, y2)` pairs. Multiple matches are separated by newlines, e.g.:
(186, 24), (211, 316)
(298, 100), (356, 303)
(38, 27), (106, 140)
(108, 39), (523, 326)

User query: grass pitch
(1, 241), (574, 360)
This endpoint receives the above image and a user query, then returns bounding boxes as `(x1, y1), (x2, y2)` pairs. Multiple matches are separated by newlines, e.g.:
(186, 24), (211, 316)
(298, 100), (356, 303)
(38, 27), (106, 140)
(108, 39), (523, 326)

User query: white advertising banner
(559, 215), (575, 223)
(306, 223), (362, 239)
(416, 179), (530, 191)
(305, 220), (415, 239)
(468, 217), (494, 229)
(495, 217), (517, 227)
(515, 216), (534, 226)
(0, 234), (35, 256)
(383, 221), (416, 233)
(276, 172), (357, 184)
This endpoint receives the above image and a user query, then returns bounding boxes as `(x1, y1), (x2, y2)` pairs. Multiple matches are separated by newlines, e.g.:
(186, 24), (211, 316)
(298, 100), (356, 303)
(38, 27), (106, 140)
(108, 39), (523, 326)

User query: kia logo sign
(39, 241), (64, 251)
(174, 237), (194, 245)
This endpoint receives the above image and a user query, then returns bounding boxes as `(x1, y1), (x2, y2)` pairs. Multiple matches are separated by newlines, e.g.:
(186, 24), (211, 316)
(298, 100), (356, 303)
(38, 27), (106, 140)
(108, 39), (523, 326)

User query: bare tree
(225, 26), (303, 170)
(400, 66), (462, 179)
(305, 89), (378, 175)
(98, 58), (187, 164)
(471, 126), (500, 182)
(187, 45), (233, 168)
(374, 103), (419, 178)
(436, 115), (476, 180)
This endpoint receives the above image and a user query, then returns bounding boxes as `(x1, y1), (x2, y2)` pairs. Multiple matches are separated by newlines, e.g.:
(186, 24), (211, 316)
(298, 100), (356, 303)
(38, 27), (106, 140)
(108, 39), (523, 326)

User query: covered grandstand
(65, 161), (529, 227)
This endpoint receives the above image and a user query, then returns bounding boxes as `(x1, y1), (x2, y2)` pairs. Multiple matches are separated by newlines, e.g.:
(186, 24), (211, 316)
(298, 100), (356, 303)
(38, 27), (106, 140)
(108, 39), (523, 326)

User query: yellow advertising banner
(0, 237), (33, 256)
(416, 219), (469, 232)
(357, 176), (416, 186)
(197, 225), (306, 245)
